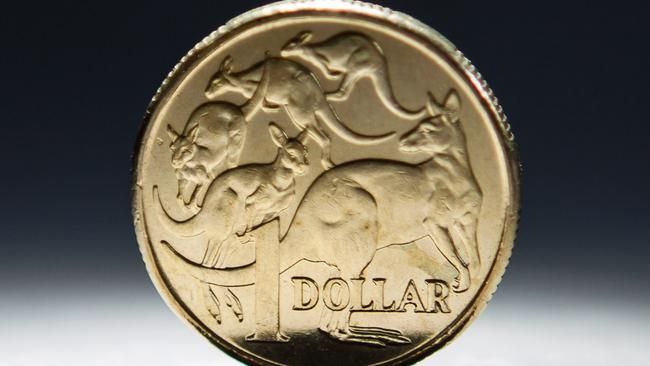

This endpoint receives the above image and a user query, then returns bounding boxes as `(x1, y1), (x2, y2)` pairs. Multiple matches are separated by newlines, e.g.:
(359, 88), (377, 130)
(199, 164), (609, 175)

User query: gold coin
(132, 1), (519, 365)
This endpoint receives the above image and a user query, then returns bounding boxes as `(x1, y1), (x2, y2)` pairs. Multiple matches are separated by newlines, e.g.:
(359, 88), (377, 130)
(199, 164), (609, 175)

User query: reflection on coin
(132, 1), (519, 365)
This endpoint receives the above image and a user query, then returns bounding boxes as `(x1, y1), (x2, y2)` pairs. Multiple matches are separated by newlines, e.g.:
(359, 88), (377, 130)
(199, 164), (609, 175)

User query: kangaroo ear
(188, 125), (200, 143)
(296, 129), (310, 145)
(443, 90), (461, 123)
(444, 90), (461, 112)
(268, 122), (288, 147)
(298, 31), (312, 44)
(166, 124), (180, 142)
(220, 56), (234, 74)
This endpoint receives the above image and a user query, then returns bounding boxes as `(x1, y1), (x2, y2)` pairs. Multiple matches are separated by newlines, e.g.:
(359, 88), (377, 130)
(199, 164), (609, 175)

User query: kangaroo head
(269, 123), (310, 176)
(205, 56), (237, 99)
(167, 124), (200, 169)
(400, 91), (463, 155)
(280, 31), (313, 58)
(399, 115), (464, 156)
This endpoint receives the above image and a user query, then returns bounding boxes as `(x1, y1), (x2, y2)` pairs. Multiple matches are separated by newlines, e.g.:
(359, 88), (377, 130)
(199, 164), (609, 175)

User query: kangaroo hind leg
(201, 188), (244, 267)
(317, 184), (408, 346)
(283, 106), (335, 170)
(327, 70), (366, 102)
(424, 218), (471, 292)
(305, 122), (335, 170)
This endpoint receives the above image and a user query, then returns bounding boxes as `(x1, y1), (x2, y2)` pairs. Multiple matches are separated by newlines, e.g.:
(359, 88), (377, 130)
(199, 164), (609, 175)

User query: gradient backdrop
(0, 1), (648, 365)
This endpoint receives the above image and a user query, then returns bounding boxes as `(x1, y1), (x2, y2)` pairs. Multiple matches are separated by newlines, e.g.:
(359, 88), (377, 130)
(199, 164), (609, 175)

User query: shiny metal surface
(132, 1), (519, 364)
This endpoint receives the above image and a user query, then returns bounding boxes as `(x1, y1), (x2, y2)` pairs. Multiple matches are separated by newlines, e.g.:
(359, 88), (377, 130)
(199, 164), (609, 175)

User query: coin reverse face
(133, 1), (519, 365)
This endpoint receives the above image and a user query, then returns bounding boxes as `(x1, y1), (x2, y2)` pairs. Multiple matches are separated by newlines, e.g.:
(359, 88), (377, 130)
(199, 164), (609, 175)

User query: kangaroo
(156, 90), (482, 346)
(166, 102), (246, 209)
(156, 123), (309, 268)
(281, 31), (439, 120)
(205, 55), (394, 170)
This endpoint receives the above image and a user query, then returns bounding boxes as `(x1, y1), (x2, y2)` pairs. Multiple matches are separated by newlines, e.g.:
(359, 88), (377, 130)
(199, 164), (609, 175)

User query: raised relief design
(205, 56), (394, 169)
(158, 104), (481, 345)
(157, 123), (309, 268)
(204, 286), (243, 325)
(154, 31), (482, 348)
(166, 102), (246, 209)
(291, 277), (451, 314)
(281, 31), (442, 120)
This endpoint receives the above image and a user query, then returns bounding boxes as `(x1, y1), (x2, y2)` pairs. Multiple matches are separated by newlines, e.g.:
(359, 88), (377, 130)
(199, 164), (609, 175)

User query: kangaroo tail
(157, 240), (256, 287)
(316, 109), (395, 145)
(153, 186), (205, 238)
(373, 72), (428, 120)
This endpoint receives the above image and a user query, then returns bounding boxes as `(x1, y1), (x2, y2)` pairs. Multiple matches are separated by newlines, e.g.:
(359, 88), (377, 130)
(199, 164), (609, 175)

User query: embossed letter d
(292, 277), (319, 310)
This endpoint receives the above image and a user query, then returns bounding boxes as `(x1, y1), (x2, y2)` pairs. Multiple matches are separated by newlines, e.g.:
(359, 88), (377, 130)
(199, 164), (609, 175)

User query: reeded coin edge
(132, 1), (520, 365)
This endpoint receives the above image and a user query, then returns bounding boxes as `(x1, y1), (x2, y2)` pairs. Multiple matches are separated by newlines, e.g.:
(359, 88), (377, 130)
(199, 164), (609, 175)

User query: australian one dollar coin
(132, 1), (520, 365)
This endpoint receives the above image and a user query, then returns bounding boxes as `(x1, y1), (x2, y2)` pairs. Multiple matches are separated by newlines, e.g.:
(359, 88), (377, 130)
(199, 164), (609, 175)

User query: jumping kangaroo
(157, 90), (482, 346)
(205, 55), (394, 170)
(166, 102), (246, 210)
(155, 123), (310, 268)
(281, 31), (439, 120)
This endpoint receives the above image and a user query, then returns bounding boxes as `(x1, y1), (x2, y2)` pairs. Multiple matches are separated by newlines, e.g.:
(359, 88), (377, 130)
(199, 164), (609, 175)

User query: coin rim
(132, 1), (521, 365)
